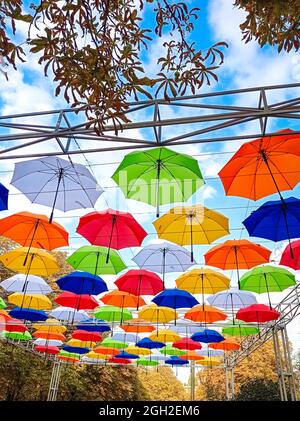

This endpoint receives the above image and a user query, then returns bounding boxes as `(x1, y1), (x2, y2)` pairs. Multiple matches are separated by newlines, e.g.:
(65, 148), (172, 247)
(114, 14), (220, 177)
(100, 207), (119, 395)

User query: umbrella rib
(62, 172), (96, 209)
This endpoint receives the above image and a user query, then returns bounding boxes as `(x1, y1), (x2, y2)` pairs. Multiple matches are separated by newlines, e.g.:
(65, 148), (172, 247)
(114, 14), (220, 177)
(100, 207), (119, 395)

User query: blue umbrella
(136, 338), (165, 349)
(243, 197), (300, 257)
(63, 345), (89, 354)
(152, 288), (198, 309)
(76, 318), (111, 332)
(191, 329), (224, 344)
(56, 271), (108, 294)
(114, 350), (140, 359)
(9, 307), (47, 321)
(0, 183), (8, 211)
(165, 356), (188, 365)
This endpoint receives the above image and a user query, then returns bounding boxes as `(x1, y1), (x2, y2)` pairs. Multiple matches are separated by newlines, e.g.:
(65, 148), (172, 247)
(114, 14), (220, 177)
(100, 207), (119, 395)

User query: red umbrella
(77, 209), (147, 262)
(5, 319), (28, 333)
(109, 357), (131, 364)
(173, 338), (202, 351)
(35, 345), (60, 355)
(55, 291), (99, 310)
(280, 240), (300, 270)
(72, 330), (102, 342)
(115, 269), (163, 296)
(236, 304), (280, 323)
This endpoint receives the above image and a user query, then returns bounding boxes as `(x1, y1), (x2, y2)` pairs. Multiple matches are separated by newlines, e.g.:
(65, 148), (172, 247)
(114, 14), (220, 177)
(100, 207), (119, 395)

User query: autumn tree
(235, 378), (280, 401)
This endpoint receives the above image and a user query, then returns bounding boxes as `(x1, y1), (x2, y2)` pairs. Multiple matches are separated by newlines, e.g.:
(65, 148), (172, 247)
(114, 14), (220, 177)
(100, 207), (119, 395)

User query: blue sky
(1, 1), (300, 360)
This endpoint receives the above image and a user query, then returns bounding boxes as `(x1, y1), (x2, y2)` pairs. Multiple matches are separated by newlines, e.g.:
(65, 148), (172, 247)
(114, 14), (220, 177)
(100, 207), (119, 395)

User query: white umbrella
(198, 348), (224, 357)
(111, 333), (140, 343)
(172, 320), (205, 335)
(50, 306), (89, 322)
(0, 274), (52, 294)
(33, 338), (63, 347)
(207, 288), (257, 310)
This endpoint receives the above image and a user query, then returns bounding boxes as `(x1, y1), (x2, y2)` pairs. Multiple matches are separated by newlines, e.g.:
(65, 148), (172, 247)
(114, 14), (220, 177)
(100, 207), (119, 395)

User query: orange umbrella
(179, 351), (205, 361)
(204, 239), (271, 287)
(0, 212), (68, 252)
(184, 304), (227, 323)
(33, 331), (66, 341)
(93, 346), (119, 356)
(120, 319), (155, 333)
(57, 355), (79, 363)
(218, 129), (300, 201)
(209, 339), (240, 351)
(100, 291), (146, 308)
(0, 310), (11, 321)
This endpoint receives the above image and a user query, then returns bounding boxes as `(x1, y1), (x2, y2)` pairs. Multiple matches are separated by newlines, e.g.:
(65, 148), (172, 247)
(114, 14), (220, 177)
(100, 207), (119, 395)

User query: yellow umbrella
(33, 319), (67, 333)
(125, 345), (152, 356)
(0, 247), (59, 276)
(149, 329), (181, 343)
(86, 351), (107, 360)
(138, 304), (178, 323)
(67, 339), (96, 348)
(197, 357), (222, 367)
(8, 293), (52, 310)
(153, 205), (229, 261)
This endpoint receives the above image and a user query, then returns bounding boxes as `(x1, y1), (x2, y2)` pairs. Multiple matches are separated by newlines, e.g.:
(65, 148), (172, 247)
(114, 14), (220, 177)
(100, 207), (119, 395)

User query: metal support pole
(231, 367), (235, 400)
(273, 329), (288, 401)
(47, 361), (62, 401)
(190, 361), (195, 401)
(282, 326), (298, 401)
(225, 366), (230, 401)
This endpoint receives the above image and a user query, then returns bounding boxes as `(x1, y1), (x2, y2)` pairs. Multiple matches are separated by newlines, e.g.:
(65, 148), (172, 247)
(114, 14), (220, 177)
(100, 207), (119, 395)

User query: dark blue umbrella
(165, 356), (188, 366)
(114, 350), (139, 359)
(191, 329), (224, 344)
(152, 288), (198, 309)
(76, 318), (111, 332)
(136, 337), (165, 349)
(0, 183), (8, 211)
(56, 271), (107, 294)
(63, 345), (89, 354)
(9, 307), (47, 321)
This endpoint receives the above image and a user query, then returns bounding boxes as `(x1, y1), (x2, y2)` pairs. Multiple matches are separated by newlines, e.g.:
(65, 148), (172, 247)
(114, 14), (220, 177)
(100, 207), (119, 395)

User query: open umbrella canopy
(153, 205), (229, 261)
(120, 319), (155, 333)
(179, 351), (205, 361)
(209, 339), (240, 351)
(172, 320), (205, 335)
(11, 156), (103, 222)
(33, 339), (63, 347)
(0, 247), (59, 276)
(236, 304), (280, 323)
(0, 297), (6, 309)
(100, 338), (128, 349)
(85, 351), (108, 360)
(9, 307), (48, 321)
(240, 266), (296, 293)
(222, 321), (259, 337)
(207, 288), (257, 310)
(111, 333), (139, 343)
(185, 305), (227, 323)
(58, 355), (80, 363)
(3, 330), (32, 341)
(197, 357), (222, 367)
(112, 146), (204, 217)
(77, 209), (147, 250)
(33, 331), (66, 341)
(55, 291), (99, 310)
(101, 291), (146, 308)
(198, 348), (224, 357)
(175, 268), (230, 294)
(115, 269), (163, 296)
(56, 272), (107, 295)
(125, 345), (152, 356)
(63, 345), (89, 355)
(32, 319), (67, 333)
(137, 359), (158, 366)
(243, 197), (300, 243)
(165, 356), (188, 365)
(109, 357), (131, 365)
(114, 350), (140, 359)
(0, 212), (69, 250)
(173, 338), (202, 350)
(191, 329), (224, 344)
(35, 345), (60, 354)
(149, 329), (181, 343)
(49, 306), (89, 322)
(160, 344), (187, 356)
(0, 183), (8, 210)
(280, 240), (300, 270)
(218, 129), (300, 200)
(72, 330), (102, 342)
(152, 288), (198, 309)
(8, 293), (52, 310)
(67, 246), (126, 275)
(76, 318), (111, 333)
(1, 274), (52, 294)
(93, 346), (119, 356)
(136, 338), (165, 349)
(138, 304), (178, 323)
(94, 305), (133, 322)
(204, 240), (271, 270)
(67, 339), (96, 348)
(5, 318), (27, 332)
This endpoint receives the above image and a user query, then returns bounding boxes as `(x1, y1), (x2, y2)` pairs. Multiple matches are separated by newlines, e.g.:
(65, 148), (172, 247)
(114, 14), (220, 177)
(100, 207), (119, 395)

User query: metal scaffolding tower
(47, 361), (62, 401)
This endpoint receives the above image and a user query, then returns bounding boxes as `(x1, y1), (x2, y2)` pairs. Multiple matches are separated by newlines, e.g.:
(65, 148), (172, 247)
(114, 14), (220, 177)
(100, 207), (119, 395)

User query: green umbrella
(59, 350), (82, 359)
(240, 265), (296, 308)
(160, 345), (186, 356)
(67, 246), (126, 275)
(100, 338), (128, 349)
(112, 147), (204, 217)
(3, 330), (32, 340)
(94, 305), (133, 323)
(137, 359), (159, 366)
(0, 297), (6, 309)
(222, 321), (259, 337)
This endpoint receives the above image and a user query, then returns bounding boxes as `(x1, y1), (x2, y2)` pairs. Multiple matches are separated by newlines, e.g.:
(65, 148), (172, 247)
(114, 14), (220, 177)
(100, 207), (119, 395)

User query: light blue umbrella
(1, 274), (52, 294)
(207, 288), (257, 309)
(111, 333), (140, 343)
(50, 306), (89, 322)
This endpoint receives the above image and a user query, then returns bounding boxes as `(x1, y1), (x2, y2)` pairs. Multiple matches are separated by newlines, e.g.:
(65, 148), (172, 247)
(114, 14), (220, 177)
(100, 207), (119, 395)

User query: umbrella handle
(106, 215), (116, 264)
(155, 160), (161, 218)
(49, 169), (63, 224)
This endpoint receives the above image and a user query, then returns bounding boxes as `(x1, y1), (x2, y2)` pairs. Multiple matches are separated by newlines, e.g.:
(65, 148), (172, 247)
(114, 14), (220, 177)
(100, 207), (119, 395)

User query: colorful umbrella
(3, 330), (32, 341)
(152, 288), (198, 309)
(204, 239), (271, 287)
(207, 289), (257, 309)
(100, 291), (146, 309)
(120, 319), (155, 333)
(236, 304), (280, 323)
(9, 307), (47, 321)
(160, 345), (187, 356)
(125, 345), (152, 356)
(100, 338), (128, 349)
(115, 269), (163, 296)
(32, 319), (67, 333)
(77, 318), (111, 333)
(5, 318), (27, 332)
(149, 329), (181, 343)
(49, 306), (89, 322)
(33, 339), (63, 347)
(222, 321), (259, 337)
(153, 205), (229, 262)
(94, 305), (133, 323)
(0, 183), (8, 210)
(77, 209), (147, 262)
(72, 330), (102, 342)
(55, 291), (99, 310)
(138, 304), (178, 324)
(8, 293), (52, 310)
(112, 146), (204, 217)
(197, 357), (221, 367)
(1, 274), (52, 294)
(137, 359), (158, 366)
(63, 345), (89, 355)
(165, 356), (188, 365)
(56, 272), (107, 295)
(67, 246), (126, 275)
(209, 339), (240, 351)
(136, 338), (165, 349)
(0, 247), (59, 276)
(11, 156), (103, 222)
(179, 351), (205, 361)
(184, 305), (227, 323)
(198, 348), (224, 357)
(172, 320), (205, 335)
(191, 329), (224, 344)
(280, 240), (300, 270)
(173, 338), (202, 350)
(114, 350), (140, 359)
(111, 333), (139, 343)
(243, 197), (300, 257)
(67, 339), (96, 348)
(0, 297), (6, 309)
(35, 346), (60, 354)
(218, 129), (300, 201)
(109, 357), (131, 365)
(33, 331), (66, 341)
(93, 346), (119, 356)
